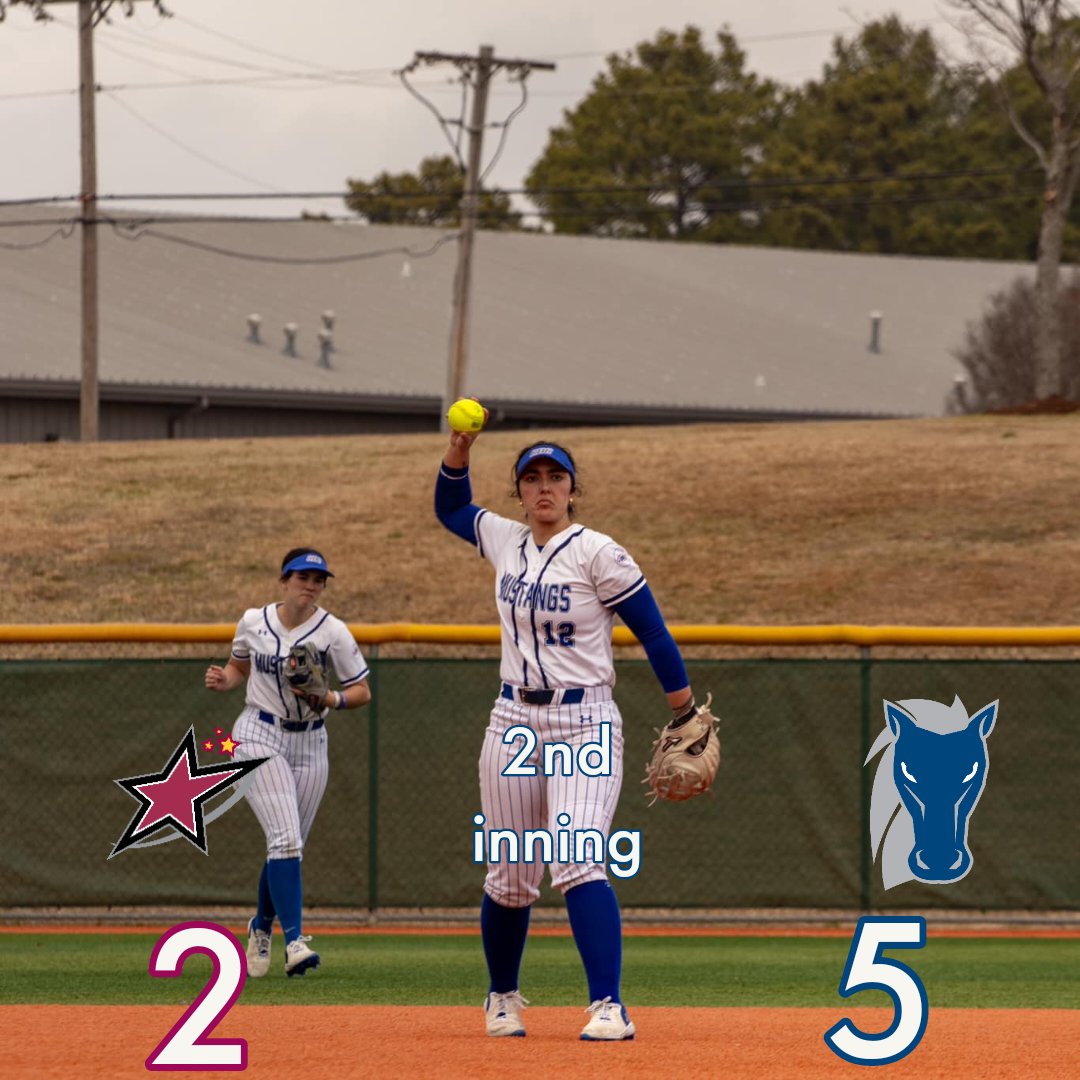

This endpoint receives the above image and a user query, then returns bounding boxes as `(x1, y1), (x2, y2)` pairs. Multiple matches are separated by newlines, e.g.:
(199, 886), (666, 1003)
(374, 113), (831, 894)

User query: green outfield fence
(1, 624), (1078, 914)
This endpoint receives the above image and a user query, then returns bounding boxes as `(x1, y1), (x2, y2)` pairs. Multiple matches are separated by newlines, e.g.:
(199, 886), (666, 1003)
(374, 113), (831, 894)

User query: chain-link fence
(1, 655), (1076, 911)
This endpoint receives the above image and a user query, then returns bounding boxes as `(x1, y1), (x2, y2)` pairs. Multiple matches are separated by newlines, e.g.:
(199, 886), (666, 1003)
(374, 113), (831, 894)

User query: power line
(102, 90), (285, 193)
(479, 73), (529, 186)
(170, 10), (371, 80)
(396, 65), (469, 172)
(0, 194), (77, 206)
(0, 85), (76, 100)
(101, 70), (400, 92)
(2, 73), (815, 101)
(102, 16), (425, 92)
(92, 24), (218, 82)
(101, 17), (327, 80)
(103, 216), (460, 264)
(0, 68), (437, 100)
(0, 165), (1043, 208)
(0, 220), (75, 248)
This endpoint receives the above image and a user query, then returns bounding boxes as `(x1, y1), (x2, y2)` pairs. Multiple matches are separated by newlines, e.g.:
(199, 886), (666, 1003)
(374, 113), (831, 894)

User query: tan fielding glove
(643, 693), (721, 805)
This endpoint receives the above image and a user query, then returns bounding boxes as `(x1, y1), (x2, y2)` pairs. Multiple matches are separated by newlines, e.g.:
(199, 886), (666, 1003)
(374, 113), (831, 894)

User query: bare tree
(948, 1), (1080, 400)
(949, 272), (1080, 411)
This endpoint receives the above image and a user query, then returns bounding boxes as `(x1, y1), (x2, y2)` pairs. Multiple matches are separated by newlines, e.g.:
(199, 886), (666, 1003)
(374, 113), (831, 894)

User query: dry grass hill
(2, 415), (1079, 654)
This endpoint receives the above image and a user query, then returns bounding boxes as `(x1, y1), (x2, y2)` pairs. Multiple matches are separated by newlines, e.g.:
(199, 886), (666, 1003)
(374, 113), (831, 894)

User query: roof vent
(317, 328), (334, 369)
(868, 311), (883, 354)
(283, 322), (299, 357)
(246, 314), (262, 344)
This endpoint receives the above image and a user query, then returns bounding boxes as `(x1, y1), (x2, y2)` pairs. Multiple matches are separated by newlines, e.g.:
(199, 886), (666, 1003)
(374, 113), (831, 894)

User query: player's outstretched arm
(442, 427), (483, 471)
(436, 424), (488, 545)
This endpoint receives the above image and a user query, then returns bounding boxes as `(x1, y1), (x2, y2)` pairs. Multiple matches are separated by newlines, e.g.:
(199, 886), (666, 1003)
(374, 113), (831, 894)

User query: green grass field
(1, 933), (1076, 1009)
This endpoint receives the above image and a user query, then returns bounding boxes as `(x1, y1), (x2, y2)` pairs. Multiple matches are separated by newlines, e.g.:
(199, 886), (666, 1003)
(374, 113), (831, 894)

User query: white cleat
(580, 997), (636, 1041)
(245, 917), (271, 979)
(284, 935), (320, 977)
(484, 990), (528, 1036)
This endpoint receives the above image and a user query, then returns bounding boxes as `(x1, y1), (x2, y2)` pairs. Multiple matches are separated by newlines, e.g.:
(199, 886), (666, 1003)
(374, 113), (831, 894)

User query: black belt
(501, 683), (585, 706)
(258, 709), (324, 733)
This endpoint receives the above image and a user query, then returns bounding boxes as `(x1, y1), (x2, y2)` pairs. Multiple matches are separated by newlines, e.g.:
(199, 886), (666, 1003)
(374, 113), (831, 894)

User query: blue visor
(515, 445), (575, 481)
(282, 552), (334, 577)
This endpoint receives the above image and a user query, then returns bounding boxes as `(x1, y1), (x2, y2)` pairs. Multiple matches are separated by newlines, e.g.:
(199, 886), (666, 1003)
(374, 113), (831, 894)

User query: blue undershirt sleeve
(613, 583), (690, 694)
(435, 464), (482, 546)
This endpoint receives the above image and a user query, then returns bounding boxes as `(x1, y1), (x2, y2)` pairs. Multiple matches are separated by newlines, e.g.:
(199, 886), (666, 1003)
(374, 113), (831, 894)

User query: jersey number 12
(542, 621), (576, 647)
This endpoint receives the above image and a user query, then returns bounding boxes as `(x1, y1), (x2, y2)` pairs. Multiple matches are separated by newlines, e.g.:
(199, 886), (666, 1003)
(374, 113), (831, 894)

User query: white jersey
(230, 604), (369, 724)
(474, 511), (646, 689)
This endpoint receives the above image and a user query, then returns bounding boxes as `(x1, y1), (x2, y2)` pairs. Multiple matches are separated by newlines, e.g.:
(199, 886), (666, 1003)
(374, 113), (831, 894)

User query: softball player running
(205, 548), (371, 978)
(436, 432), (699, 1040)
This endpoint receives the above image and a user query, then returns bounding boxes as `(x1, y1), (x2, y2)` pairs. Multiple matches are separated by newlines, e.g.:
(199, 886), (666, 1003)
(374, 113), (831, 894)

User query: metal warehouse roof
(0, 207), (1039, 416)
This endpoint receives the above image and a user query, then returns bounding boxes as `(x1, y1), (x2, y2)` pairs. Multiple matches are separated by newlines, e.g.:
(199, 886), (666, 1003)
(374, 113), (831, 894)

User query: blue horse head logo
(865, 696), (997, 888)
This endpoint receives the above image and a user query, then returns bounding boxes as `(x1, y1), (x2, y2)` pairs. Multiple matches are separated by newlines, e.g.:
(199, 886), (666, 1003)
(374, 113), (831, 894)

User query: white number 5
(146, 921), (247, 1071)
(824, 915), (928, 1066)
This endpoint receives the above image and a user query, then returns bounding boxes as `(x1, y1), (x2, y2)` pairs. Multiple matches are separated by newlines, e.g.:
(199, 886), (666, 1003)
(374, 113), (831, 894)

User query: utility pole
(78, 0), (99, 441)
(9, 0), (169, 441)
(404, 47), (555, 431)
(446, 43), (492, 430)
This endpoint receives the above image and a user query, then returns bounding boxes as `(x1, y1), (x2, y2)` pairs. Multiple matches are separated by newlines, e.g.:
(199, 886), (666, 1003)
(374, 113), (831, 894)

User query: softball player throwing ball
(205, 548), (371, 978)
(436, 428), (700, 1041)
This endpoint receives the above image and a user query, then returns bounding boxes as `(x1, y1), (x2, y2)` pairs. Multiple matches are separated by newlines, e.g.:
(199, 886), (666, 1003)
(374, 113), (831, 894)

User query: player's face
(282, 570), (327, 612)
(518, 461), (573, 526)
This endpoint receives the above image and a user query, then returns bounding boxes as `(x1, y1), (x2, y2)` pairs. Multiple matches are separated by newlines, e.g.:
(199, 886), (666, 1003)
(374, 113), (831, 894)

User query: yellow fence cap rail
(2, 623), (1080, 647)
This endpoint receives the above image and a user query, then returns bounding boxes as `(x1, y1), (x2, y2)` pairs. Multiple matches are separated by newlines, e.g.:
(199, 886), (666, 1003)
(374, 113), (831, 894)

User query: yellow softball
(447, 397), (486, 433)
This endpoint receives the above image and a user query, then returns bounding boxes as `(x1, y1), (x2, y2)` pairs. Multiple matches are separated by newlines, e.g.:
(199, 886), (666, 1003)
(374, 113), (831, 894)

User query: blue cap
(282, 552), (334, 578)
(515, 445), (575, 481)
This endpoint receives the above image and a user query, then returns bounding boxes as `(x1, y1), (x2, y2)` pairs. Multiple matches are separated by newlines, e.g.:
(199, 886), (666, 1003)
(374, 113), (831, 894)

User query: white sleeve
(591, 539), (647, 608)
(230, 610), (255, 661)
(327, 618), (369, 686)
(475, 510), (527, 568)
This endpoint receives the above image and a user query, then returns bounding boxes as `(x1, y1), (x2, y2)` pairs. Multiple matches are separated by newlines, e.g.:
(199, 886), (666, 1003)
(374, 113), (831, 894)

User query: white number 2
(824, 915), (928, 1066)
(146, 921), (248, 1071)
(502, 725), (538, 776)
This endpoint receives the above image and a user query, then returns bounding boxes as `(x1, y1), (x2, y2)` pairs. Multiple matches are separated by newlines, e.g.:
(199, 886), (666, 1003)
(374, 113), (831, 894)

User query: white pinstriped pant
(233, 705), (329, 860)
(478, 691), (625, 908)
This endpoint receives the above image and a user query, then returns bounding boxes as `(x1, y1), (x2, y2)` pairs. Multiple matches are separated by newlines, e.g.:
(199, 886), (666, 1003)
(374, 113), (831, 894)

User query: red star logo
(110, 728), (266, 857)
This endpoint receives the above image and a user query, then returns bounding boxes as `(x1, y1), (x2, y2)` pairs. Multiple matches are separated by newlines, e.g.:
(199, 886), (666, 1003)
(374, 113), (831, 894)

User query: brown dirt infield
(4, 1005), (1077, 1079)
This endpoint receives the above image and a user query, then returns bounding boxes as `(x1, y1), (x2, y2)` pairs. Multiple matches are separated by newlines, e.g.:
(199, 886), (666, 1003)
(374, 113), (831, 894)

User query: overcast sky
(1, 1), (972, 220)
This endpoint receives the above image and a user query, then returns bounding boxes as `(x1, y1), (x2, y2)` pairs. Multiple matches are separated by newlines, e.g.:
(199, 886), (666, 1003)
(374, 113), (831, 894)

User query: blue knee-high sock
(254, 861), (276, 934)
(481, 893), (531, 994)
(565, 880), (622, 1003)
(265, 857), (303, 945)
